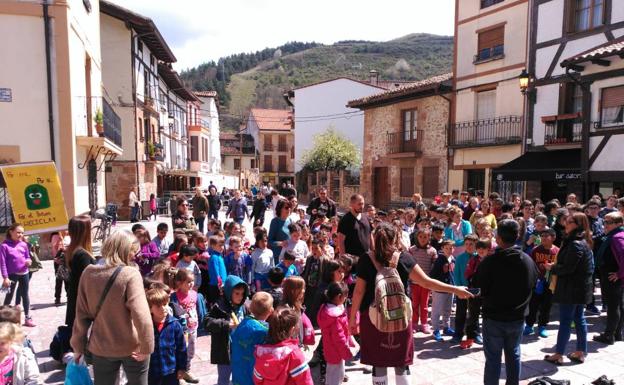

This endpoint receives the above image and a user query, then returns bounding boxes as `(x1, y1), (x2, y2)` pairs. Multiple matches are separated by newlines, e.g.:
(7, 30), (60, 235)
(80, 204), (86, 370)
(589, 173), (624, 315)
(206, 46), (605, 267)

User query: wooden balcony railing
(387, 130), (423, 154)
(544, 115), (582, 145)
(449, 115), (522, 148)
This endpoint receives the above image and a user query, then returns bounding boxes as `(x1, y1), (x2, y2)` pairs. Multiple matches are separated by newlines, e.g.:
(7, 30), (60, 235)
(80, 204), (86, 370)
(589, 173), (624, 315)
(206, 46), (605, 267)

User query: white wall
(536, 0), (564, 43)
(293, 78), (383, 172)
(197, 96), (221, 173)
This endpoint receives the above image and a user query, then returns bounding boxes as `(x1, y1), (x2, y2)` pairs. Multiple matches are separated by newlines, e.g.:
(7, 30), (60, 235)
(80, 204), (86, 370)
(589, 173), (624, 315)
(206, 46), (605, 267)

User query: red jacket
(316, 304), (353, 364)
(253, 339), (312, 385)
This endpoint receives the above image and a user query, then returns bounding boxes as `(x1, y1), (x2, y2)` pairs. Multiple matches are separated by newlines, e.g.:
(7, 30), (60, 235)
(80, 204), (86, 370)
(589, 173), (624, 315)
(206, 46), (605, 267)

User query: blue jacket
(443, 220), (473, 247)
(453, 251), (473, 287)
(276, 262), (298, 277)
(208, 248), (227, 286)
(148, 315), (187, 380)
(231, 316), (269, 385)
(268, 217), (291, 259)
(226, 197), (249, 220)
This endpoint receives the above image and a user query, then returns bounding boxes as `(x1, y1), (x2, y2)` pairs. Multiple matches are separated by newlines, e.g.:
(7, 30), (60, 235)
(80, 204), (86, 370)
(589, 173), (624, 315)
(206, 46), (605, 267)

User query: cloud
(107, 0), (455, 70)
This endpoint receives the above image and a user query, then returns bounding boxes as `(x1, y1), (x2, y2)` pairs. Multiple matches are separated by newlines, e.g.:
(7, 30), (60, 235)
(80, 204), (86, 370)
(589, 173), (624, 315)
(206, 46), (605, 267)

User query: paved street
(24, 211), (624, 385)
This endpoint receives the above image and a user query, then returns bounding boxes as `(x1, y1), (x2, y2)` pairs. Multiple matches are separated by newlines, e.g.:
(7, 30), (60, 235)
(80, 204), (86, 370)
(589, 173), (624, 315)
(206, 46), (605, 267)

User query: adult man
(281, 182), (296, 199)
(593, 212), (624, 345)
(128, 187), (139, 223)
(601, 195), (619, 218)
(586, 199), (605, 315)
(226, 189), (249, 225)
(207, 186), (221, 220)
(191, 187), (209, 233)
(306, 187), (337, 223)
(336, 194), (372, 257)
(473, 219), (538, 385)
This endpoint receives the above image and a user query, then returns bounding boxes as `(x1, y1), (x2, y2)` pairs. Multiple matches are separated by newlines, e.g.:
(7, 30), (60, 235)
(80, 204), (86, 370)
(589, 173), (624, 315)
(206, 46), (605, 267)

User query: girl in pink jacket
(316, 282), (355, 385)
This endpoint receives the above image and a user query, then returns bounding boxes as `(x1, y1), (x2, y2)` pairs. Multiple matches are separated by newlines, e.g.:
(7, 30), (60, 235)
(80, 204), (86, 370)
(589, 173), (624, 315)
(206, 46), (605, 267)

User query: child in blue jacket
(208, 235), (227, 305)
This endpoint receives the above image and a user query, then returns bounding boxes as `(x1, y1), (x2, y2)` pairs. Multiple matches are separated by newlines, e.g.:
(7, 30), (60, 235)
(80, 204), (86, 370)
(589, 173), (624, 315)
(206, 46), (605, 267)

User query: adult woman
(552, 208), (569, 247)
(520, 200), (535, 230)
(443, 207), (473, 256)
(0, 224), (34, 326)
(543, 212), (594, 365)
(65, 215), (95, 329)
(70, 230), (154, 384)
(349, 223), (472, 385)
(470, 199), (497, 230)
(172, 197), (196, 233)
(268, 199), (292, 265)
(191, 187), (209, 233)
(463, 197), (479, 221)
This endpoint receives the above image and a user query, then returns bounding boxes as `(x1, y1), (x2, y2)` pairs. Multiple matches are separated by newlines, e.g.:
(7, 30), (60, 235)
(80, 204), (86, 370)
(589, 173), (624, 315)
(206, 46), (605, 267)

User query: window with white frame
(601, 86), (624, 127)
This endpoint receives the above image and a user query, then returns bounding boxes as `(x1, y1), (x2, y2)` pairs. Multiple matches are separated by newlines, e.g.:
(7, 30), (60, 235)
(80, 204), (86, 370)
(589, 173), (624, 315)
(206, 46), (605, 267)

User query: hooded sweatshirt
(205, 275), (249, 365)
(253, 338), (312, 385)
(316, 304), (353, 364)
(231, 316), (269, 385)
(0, 239), (30, 277)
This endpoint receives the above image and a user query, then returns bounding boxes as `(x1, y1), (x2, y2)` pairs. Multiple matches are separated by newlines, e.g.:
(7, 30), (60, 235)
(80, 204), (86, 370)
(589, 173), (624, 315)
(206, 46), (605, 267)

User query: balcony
(278, 166), (292, 173)
(278, 144), (289, 152)
(263, 165), (274, 173)
(544, 115), (582, 146)
(263, 144), (274, 152)
(449, 115), (522, 148)
(473, 45), (504, 64)
(387, 130), (423, 156)
(76, 98), (123, 155)
(102, 99), (122, 148)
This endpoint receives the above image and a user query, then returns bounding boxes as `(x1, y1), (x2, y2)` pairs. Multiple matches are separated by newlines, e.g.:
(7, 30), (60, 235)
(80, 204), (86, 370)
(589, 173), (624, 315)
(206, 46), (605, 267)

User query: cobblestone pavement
(25, 213), (624, 384)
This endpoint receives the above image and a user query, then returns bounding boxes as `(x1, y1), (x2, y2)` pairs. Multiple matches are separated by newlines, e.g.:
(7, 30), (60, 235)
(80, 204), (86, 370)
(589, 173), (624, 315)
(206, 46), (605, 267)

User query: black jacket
(306, 197), (337, 221)
(473, 246), (538, 322)
(204, 297), (248, 365)
(65, 249), (95, 328)
(250, 198), (267, 223)
(207, 194), (221, 211)
(551, 234), (594, 305)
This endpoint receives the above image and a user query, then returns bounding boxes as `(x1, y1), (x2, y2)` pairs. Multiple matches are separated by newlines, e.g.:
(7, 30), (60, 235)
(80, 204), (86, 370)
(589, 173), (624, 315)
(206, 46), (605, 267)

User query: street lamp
(519, 69), (530, 95)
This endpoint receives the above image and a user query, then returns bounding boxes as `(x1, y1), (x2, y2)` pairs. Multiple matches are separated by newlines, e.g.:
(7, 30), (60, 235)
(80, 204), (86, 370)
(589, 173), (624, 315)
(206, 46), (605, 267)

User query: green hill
(180, 34), (453, 130)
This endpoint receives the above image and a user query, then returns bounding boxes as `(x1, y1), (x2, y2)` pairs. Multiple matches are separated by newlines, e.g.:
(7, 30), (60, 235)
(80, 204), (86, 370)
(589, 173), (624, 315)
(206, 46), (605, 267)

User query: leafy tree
(301, 128), (360, 172)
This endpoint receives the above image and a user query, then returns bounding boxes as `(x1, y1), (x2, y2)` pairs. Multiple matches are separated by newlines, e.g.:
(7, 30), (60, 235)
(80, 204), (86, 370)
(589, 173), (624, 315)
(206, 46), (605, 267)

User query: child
(316, 282), (355, 385)
(193, 232), (211, 298)
(205, 275), (249, 385)
(462, 238), (491, 349)
(176, 245), (202, 290)
(279, 224), (310, 272)
(408, 228), (437, 333)
(206, 219), (222, 237)
(207, 236), (227, 305)
(276, 251), (298, 278)
(253, 307), (313, 385)
(452, 234), (478, 344)
(429, 240), (456, 341)
(169, 269), (200, 383)
(149, 193), (158, 221)
(147, 287), (187, 385)
(524, 228), (559, 338)
(430, 223), (445, 252)
(136, 229), (161, 276)
(267, 267), (285, 306)
(0, 306), (35, 358)
(168, 234), (189, 266)
(524, 214), (548, 254)
(225, 236), (253, 284)
(251, 232), (275, 292)
(302, 239), (328, 322)
(282, 276), (315, 348)
(153, 223), (171, 258)
(51, 231), (68, 306)
(231, 292), (273, 385)
(0, 322), (40, 384)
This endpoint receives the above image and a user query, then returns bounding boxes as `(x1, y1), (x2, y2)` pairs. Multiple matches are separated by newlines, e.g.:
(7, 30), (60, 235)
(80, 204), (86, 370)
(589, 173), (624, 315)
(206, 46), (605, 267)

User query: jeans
(4, 273), (30, 317)
(466, 297), (482, 339)
(326, 361), (344, 385)
(410, 284), (430, 325)
(92, 354), (150, 385)
(217, 364), (231, 385)
(482, 318), (524, 385)
(234, 218), (244, 225)
(455, 298), (468, 338)
(148, 373), (178, 385)
(131, 205), (140, 222)
(195, 216), (205, 233)
(526, 289), (553, 328)
(208, 209), (219, 220)
(556, 303), (588, 354)
(187, 330), (197, 370)
(601, 273), (624, 339)
(431, 292), (453, 331)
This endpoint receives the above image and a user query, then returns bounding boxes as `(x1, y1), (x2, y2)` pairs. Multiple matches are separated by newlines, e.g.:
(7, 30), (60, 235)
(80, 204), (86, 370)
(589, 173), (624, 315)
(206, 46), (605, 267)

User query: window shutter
(422, 167), (439, 199)
(478, 27), (504, 51)
(602, 86), (624, 108)
(190, 136), (199, 161)
(400, 168), (415, 197)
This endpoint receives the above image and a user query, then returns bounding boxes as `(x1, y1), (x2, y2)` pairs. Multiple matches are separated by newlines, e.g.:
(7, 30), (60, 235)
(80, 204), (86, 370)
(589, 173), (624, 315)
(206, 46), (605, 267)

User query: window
(234, 158), (241, 170)
(402, 110), (418, 141)
(601, 86), (624, 127)
(400, 168), (414, 197)
(476, 26), (504, 62)
(250, 159), (256, 169)
(481, 0), (503, 8)
(476, 90), (496, 120)
(278, 155), (287, 172)
(568, 0), (604, 33)
(560, 83), (583, 114)
(422, 167), (440, 199)
(190, 136), (199, 161)
(264, 155), (273, 172)
(264, 134), (273, 151)
(278, 135), (288, 152)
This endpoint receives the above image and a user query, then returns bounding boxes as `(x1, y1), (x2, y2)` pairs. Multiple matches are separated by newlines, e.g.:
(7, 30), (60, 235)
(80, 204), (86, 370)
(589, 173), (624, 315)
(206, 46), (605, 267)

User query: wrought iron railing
(481, 0), (504, 8)
(449, 115), (522, 148)
(278, 144), (289, 152)
(263, 144), (274, 151)
(387, 130), (424, 154)
(544, 116), (583, 145)
(103, 99), (122, 147)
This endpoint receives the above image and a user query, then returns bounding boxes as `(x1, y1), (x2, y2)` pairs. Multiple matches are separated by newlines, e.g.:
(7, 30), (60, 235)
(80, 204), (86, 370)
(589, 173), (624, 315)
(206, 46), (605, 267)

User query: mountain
(180, 33), (454, 130)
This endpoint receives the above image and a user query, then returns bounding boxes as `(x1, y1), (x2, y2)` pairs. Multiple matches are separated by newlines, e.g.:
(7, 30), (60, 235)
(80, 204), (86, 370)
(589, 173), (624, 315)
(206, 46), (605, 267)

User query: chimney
(369, 70), (379, 86)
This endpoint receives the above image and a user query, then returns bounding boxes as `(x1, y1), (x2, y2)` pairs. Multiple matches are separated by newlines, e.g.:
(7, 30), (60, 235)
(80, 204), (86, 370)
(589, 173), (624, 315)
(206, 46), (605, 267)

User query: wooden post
(581, 80), (592, 201)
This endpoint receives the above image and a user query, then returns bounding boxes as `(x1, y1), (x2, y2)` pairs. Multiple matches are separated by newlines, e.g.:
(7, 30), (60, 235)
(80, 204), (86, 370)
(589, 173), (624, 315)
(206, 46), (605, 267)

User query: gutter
(437, 86), (453, 193)
(131, 30), (141, 198)
(43, 1), (55, 162)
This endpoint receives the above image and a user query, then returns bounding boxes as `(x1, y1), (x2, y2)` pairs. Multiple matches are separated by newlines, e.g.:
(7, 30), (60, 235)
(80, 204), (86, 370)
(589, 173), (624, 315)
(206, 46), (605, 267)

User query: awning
(492, 149), (581, 181)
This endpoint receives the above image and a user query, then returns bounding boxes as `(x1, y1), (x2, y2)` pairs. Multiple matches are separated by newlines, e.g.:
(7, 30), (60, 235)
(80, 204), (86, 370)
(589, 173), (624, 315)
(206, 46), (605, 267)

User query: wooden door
(373, 167), (390, 210)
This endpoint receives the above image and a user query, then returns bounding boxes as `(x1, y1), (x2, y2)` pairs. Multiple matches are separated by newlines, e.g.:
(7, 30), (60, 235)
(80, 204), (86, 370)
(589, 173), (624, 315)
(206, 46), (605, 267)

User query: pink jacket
(316, 304), (353, 364)
(300, 311), (315, 346)
(253, 339), (312, 385)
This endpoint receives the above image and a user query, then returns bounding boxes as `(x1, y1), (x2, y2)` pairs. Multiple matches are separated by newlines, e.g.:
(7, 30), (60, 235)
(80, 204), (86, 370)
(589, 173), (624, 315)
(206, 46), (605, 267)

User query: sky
(108, 0), (455, 71)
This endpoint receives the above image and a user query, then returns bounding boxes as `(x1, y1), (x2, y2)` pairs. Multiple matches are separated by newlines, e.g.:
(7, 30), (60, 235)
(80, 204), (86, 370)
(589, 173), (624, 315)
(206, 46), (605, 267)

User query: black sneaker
(593, 333), (615, 345)
(591, 375), (615, 385)
(54, 299), (61, 306)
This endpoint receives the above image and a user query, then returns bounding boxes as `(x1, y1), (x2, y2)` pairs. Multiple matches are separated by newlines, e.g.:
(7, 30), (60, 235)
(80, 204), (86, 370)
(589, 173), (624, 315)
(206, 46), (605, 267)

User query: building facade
(0, 0), (122, 223)
(195, 91), (222, 175)
(349, 74), (453, 209)
(246, 108), (294, 186)
(493, 0), (624, 202)
(448, 0), (529, 199)
(220, 132), (258, 190)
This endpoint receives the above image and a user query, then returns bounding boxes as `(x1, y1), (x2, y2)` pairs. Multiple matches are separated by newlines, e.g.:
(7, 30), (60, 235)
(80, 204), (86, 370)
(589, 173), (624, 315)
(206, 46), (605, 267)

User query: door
(465, 169), (485, 192)
(476, 89), (496, 142)
(402, 110), (419, 152)
(373, 167), (390, 210)
(88, 159), (98, 214)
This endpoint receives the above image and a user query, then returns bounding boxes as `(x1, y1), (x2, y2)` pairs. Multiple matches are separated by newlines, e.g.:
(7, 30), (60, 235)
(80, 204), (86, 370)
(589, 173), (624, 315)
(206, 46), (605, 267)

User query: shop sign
(555, 172), (581, 180)
(0, 162), (68, 234)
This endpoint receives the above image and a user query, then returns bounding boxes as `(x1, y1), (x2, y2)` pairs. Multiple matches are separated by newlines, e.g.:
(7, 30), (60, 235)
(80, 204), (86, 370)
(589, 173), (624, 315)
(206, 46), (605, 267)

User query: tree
(301, 128), (360, 172)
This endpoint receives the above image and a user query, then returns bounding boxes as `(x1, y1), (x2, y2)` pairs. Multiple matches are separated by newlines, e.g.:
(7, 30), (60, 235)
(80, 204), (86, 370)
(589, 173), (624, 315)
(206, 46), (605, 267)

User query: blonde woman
(71, 230), (154, 385)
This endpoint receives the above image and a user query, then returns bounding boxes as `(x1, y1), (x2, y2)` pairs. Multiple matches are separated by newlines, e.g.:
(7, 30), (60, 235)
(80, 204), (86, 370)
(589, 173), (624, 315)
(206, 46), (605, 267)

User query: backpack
(49, 325), (72, 361)
(368, 251), (412, 333)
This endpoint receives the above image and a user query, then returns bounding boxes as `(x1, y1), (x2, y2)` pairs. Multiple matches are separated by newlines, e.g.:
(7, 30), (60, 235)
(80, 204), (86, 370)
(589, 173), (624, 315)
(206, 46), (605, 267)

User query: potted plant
(147, 141), (155, 160)
(94, 109), (104, 136)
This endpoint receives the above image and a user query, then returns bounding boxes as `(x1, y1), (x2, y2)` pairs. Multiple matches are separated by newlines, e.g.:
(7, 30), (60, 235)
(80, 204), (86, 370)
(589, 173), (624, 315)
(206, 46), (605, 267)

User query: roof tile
(249, 108), (293, 131)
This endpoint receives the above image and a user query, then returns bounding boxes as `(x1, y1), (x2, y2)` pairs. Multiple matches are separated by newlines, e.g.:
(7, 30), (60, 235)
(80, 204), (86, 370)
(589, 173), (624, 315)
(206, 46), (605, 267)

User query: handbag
(55, 251), (70, 281)
(65, 360), (94, 385)
(84, 266), (123, 364)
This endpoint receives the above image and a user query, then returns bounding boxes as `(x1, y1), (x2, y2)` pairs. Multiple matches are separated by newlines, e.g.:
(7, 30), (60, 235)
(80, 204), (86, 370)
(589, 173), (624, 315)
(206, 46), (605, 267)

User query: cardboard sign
(0, 162), (68, 234)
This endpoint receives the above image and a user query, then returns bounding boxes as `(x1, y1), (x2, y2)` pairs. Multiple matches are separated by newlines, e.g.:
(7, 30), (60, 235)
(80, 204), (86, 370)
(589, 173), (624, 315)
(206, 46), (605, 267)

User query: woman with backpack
(349, 223), (472, 385)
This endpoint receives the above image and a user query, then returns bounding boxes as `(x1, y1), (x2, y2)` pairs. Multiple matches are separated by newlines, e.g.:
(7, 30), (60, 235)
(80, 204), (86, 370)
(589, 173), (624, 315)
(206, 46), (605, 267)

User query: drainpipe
(131, 30), (141, 200)
(438, 86), (453, 193)
(43, 1), (55, 162)
(564, 67), (590, 199)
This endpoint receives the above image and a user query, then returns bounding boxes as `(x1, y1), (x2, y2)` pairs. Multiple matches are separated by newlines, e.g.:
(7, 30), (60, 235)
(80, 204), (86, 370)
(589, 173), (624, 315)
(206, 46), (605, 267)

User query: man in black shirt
(337, 194), (371, 257)
(473, 219), (538, 385)
(307, 187), (337, 223)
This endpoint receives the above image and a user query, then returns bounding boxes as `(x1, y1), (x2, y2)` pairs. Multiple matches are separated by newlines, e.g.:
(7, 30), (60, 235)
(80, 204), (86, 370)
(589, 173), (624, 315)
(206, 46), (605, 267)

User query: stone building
(348, 74), (452, 209)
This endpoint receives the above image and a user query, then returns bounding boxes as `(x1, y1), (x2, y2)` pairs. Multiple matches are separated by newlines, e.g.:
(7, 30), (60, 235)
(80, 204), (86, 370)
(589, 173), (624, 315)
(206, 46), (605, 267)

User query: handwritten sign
(0, 162), (68, 234)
